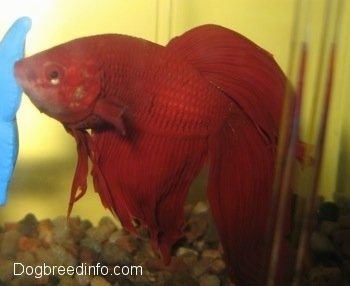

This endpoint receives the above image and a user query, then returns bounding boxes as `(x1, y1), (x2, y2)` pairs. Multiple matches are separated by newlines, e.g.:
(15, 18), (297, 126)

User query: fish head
(14, 42), (101, 125)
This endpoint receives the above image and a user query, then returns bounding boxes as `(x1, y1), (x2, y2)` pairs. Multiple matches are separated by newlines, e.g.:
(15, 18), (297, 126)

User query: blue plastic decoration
(0, 17), (31, 205)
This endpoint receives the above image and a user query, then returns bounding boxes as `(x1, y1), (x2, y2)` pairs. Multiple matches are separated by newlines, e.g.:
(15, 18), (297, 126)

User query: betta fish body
(15, 24), (291, 285)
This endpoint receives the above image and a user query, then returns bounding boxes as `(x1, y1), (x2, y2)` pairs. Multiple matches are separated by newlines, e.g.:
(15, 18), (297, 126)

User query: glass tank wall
(0, 0), (349, 284)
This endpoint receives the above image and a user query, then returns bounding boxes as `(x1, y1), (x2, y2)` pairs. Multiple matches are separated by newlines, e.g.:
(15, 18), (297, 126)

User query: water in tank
(0, 0), (349, 285)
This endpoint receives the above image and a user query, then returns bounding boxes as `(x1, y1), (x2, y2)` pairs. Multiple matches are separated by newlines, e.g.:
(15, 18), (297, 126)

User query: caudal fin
(167, 24), (291, 284)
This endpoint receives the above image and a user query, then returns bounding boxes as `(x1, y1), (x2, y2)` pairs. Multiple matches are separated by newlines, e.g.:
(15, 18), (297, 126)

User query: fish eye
(49, 71), (60, 85)
(44, 63), (64, 86)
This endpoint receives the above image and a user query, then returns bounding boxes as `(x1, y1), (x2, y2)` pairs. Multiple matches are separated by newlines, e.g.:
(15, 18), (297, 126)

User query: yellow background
(0, 0), (349, 224)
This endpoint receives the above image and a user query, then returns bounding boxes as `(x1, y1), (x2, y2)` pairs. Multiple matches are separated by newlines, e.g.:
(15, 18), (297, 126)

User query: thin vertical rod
(292, 0), (343, 284)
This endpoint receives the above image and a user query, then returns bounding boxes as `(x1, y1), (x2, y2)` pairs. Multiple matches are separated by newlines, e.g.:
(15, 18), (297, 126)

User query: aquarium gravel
(1, 200), (350, 285)
(0, 202), (233, 286)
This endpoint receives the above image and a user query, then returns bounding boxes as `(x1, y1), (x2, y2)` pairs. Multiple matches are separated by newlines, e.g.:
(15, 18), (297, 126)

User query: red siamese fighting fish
(14, 25), (290, 285)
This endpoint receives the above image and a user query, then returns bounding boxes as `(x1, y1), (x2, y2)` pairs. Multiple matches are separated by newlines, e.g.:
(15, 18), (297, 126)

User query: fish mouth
(14, 60), (36, 91)
(14, 61), (60, 120)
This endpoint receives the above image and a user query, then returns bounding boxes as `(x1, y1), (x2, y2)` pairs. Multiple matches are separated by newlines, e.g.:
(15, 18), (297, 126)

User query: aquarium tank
(0, 0), (349, 285)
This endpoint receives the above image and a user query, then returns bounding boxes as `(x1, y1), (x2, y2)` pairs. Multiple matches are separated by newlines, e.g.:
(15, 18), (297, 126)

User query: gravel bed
(0, 202), (233, 286)
(1, 199), (350, 285)
(307, 198), (350, 286)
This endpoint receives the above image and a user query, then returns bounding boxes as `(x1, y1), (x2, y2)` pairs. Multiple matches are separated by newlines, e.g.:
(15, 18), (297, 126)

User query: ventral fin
(93, 97), (126, 136)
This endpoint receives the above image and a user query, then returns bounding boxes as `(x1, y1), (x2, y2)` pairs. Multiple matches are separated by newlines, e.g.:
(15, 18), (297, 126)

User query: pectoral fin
(94, 97), (126, 136)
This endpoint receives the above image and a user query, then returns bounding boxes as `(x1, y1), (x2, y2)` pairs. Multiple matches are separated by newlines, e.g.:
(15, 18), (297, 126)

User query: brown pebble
(1, 229), (21, 258)
(210, 258), (226, 274)
(338, 214), (350, 229)
(50, 244), (77, 267)
(165, 272), (199, 285)
(16, 250), (36, 264)
(192, 257), (212, 278)
(176, 247), (199, 258)
(86, 225), (114, 243)
(18, 236), (41, 251)
(34, 247), (56, 265)
(38, 219), (53, 244)
(109, 230), (139, 253)
(3, 222), (17, 231)
(184, 214), (208, 243)
(79, 245), (98, 264)
(146, 257), (189, 273)
(0, 259), (15, 282)
(62, 239), (79, 257)
(58, 275), (80, 286)
(80, 236), (102, 253)
(308, 266), (343, 286)
(68, 217), (87, 242)
(17, 213), (38, 237)
(319, 220), (339, 236)
(52, 216), (70, 244)
(199, 274), (221, 286)
(342, 240), (350, 258)
(100, 242), (133, 265)
(332, 229), (350, 247)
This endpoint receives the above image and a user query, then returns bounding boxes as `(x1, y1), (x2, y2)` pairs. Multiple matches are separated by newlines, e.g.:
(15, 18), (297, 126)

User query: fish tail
(207, 114), (277, 285)
(167, 24), (291, 284)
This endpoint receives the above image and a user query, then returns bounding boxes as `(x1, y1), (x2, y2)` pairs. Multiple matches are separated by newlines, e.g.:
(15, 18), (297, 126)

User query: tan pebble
(58, 275), (80, 286)
(38, 219), (53, 244)
(185, 215), (208, 243)
(51, 244), (77, 267)
(176, 246), (199, 258)
(100, 242), (132, 264)
(201, 249), (221, 260)
(86, 225), (113, 243)
(192, 201), (209, 215)
(75, 274), (91, 286)
(98, 216), (117, 231)
(90, 276), (111, 286)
